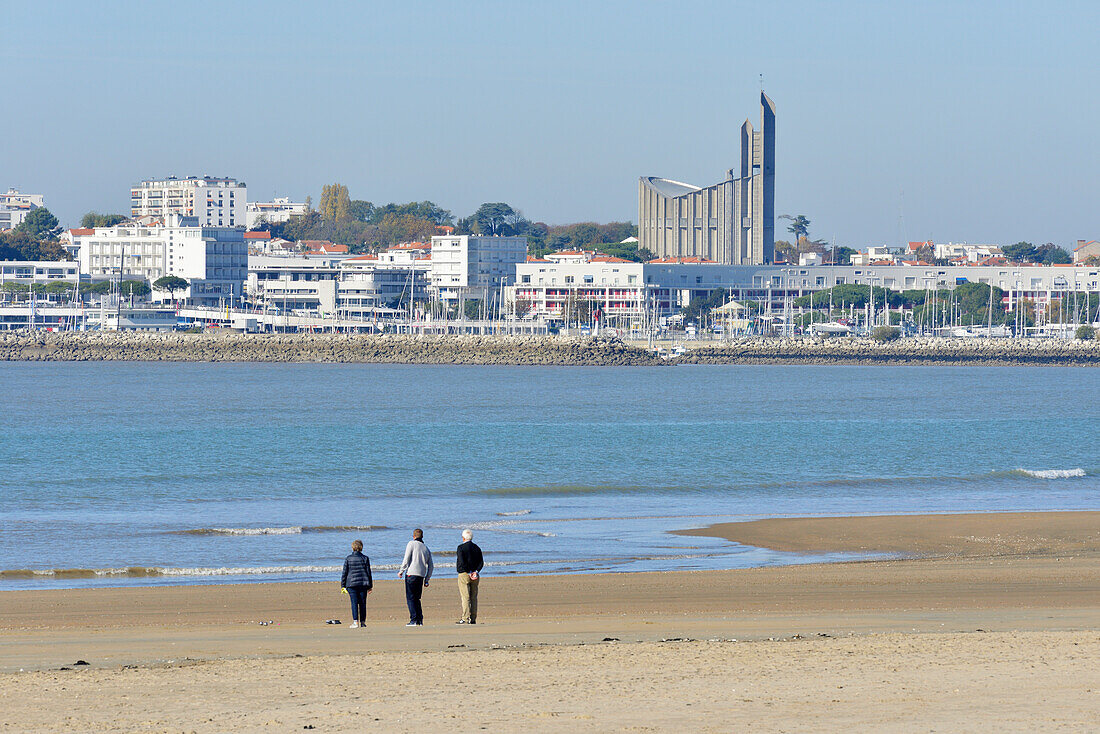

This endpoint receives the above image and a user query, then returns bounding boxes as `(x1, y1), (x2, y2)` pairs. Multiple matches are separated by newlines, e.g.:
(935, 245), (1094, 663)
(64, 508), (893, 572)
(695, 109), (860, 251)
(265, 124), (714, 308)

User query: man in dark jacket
(455, 528), (484, 624)
(341, 539), (373, 628)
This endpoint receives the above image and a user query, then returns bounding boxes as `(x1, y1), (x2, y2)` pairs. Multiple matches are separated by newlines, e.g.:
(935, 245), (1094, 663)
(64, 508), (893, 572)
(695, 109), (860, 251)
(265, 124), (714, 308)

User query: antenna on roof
(759, 73), (763, 92)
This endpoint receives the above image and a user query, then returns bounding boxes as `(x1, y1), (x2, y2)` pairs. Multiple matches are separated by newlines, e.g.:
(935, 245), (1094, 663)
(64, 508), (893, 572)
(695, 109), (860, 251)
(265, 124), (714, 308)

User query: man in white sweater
(398, 528), (433, 626)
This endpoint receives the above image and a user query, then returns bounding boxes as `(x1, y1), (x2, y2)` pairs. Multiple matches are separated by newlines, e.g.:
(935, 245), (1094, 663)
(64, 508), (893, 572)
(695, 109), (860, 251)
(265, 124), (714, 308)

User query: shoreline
(4, 510), (1098, 730)
(6, 331), (1100, 365)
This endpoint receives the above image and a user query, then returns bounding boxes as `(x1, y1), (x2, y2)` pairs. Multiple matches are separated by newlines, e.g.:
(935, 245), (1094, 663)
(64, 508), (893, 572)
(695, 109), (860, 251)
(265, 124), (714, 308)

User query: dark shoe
(469, 620), (476, 625)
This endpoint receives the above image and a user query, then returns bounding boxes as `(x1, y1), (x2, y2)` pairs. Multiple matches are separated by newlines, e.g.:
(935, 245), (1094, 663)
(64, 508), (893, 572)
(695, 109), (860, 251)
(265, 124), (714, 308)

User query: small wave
(496, 509), (533, 516)
(176, 525), (387, 536)
(1014, 468), (1087, 480)
(475, 485), (651, 497)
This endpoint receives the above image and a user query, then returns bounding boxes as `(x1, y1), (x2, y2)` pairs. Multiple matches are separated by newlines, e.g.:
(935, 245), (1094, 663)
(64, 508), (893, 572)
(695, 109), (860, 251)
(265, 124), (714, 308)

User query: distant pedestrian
(398, 528), (433, 627)
(455, 528), (484, 625)
(340, 539), (373, 628)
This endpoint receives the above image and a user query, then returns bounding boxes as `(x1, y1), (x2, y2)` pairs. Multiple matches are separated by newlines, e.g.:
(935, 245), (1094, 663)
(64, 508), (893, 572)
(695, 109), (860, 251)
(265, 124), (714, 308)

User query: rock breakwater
(677, 337), (1100, 366)
(3, 332), (1099, 366)
(0, 332), (666, 366)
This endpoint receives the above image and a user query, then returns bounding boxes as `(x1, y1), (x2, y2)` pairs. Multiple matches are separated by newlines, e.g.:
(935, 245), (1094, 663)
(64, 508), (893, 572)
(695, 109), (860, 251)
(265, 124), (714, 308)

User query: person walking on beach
(455, 528), (484, 625)
(340, 539), (373, 629)
(398, 528), (433, 627)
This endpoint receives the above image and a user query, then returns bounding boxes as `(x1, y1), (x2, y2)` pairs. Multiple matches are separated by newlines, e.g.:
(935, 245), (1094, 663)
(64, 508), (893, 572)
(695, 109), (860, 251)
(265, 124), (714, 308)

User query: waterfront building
(0, 260), (81, 291)
(0, 188), (45, 231)
(245, 197), (307, 228)
(638, 92), (775, 265)
(245, 254), (343, 314)
(130, 176), (246, 227)
(338, 244), (432, 317)
(508, 260), (1100, 324)
(70, 215), (247, 305)
(429, 234), (527, 305)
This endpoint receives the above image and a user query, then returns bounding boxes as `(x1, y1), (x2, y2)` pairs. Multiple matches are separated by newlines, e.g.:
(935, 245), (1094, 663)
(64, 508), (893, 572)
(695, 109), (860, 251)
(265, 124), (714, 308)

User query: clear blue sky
(3, 0), (1098, 247)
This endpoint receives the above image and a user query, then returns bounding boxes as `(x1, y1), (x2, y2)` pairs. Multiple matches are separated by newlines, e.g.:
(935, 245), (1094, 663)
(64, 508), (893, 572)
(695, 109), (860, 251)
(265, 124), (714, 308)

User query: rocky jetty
(677, 336), (1100, 366)
(2, 332), (1099, 366)
(0, 332), (666, 366)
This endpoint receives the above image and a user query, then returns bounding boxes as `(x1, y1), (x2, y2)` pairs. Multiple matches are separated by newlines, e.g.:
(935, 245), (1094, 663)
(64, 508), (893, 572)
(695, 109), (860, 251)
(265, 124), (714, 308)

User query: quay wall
(2, 332), (1100, 366)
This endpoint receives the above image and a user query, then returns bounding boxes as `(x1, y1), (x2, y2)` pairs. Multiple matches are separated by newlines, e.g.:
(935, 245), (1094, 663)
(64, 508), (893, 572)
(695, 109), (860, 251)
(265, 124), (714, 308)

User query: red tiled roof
(590, 255), (632, 263)
(68, 228), (95, 236)
(527, 256), (550, 262)
(389, 242), (430, 250)
(345, 254), (378, 261)
(244, 231), (271, 239)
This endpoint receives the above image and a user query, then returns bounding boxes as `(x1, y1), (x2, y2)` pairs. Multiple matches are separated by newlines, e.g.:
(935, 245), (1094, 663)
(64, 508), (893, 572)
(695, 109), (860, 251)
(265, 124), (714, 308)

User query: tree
(833, 246), (857, 265)
(348, 200), (375, 222)
(468, 202), (516, 235)
(80, 212), (129, 228)
(319, 183), (351, 223)
(119, 280), (150, 297)
(779, 214), (810, 242)
(15, 207), (61, 240)
(153, 275), (189, 300)
(1003, 242), (1037, 262)
(0, 229), (68, 261)
(1075, 325), (1095, 340)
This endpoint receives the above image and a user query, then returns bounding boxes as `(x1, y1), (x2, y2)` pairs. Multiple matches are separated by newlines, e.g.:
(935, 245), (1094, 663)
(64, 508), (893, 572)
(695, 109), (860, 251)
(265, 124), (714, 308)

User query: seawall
(0, 332), (666, 366)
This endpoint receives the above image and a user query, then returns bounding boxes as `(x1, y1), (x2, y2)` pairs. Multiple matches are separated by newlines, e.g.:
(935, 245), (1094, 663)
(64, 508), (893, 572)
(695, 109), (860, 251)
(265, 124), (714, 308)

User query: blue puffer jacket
(341, 551), (373, 589)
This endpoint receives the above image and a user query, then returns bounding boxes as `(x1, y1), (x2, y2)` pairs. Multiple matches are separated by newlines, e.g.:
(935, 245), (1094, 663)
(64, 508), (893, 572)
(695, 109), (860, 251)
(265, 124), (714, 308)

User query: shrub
(871, 325), (901, 342)
(1075, 324), (1095, 340)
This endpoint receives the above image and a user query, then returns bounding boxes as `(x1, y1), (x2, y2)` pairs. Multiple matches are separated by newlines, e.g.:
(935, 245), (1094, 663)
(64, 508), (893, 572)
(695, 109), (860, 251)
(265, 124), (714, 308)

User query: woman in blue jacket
(341, 539), (373, 628)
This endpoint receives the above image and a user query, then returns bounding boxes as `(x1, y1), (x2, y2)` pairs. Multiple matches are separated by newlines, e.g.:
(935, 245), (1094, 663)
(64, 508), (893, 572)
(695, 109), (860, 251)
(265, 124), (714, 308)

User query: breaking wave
(496, 509), (533, 516)
(174, 525), (388, 536)
(1013, 468), (1087, 480)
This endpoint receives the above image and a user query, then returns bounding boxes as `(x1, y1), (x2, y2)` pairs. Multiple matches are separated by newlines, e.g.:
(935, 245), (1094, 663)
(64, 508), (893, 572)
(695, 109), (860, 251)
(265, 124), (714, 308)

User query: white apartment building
(70, 215), (247, 305)
(246, 255), (342, 313)
(246, 197), (307, 228)
(429, 235), (527, 304)
(338, 243), (431, 316)
(130, 176), (246, 227)
(0, 188), (45, 231)
(0, 260), (80, 287)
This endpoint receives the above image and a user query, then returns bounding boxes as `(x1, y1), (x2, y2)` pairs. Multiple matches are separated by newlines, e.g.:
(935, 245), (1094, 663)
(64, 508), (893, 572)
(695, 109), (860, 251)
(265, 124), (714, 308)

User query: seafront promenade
(5, 331), (1100, 366)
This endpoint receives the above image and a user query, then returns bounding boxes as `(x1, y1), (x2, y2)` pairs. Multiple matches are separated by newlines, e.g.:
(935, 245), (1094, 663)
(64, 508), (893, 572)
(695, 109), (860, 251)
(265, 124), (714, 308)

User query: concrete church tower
(639, 92), (775, 265)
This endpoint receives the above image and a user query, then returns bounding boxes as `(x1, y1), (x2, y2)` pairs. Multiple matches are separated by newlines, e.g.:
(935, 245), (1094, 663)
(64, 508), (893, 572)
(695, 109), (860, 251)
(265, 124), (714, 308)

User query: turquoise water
(2, 363), (1098, 589)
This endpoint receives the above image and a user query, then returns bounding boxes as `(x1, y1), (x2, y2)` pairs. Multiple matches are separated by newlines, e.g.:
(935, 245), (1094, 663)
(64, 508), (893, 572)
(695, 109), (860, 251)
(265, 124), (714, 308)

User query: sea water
(1, 362), (1098, 589)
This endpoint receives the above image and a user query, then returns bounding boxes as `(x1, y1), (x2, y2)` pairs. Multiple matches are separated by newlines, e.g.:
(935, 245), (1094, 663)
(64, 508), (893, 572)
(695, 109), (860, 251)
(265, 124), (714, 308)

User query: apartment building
(245, 254), (343, 313)
(338, 243), (431, 316)
(70, 215), (247, 305)
(429, 235), (527, 304)
(130, 176), (246, 227)
(245, 197), (307, 228)
(0, 188), (45, 231)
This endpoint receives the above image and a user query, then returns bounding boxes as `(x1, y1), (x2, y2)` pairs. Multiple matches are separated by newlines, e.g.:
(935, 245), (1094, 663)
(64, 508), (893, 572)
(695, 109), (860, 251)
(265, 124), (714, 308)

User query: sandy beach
(2, 511), (1098, 732)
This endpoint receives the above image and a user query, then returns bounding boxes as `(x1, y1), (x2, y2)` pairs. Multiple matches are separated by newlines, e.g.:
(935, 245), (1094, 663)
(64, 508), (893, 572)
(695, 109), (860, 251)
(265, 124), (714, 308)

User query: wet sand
(2, 511), (1098, 732)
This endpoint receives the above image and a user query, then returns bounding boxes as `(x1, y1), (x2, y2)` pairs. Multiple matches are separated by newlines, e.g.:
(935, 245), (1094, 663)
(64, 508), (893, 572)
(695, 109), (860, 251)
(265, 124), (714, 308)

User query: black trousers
(404, 575), (425, 624)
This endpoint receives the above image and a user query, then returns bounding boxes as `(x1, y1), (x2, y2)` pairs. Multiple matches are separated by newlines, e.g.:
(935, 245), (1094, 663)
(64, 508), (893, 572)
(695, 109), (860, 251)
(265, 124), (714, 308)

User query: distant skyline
(3, 1), (1098, 247)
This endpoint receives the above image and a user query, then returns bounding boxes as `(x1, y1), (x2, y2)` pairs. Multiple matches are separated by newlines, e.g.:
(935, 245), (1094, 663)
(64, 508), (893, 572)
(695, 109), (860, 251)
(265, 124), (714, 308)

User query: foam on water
(1016, 468), (1087, 480)
(176, 525), (387, 536)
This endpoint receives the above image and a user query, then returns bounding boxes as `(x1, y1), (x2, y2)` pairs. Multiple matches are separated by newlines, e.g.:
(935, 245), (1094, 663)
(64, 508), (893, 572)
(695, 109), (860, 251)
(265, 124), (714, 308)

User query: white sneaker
(349, 621), (359, 629)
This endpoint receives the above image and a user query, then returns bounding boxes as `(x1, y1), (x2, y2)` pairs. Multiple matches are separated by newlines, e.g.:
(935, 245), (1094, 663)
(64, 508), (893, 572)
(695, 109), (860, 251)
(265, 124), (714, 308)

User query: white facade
(71, 215), (247, 305)
(0, 260), (80, 286)
(429, 235), (526, 303)
(0, 188), (45, 231)
(338, 244), (432, 315)
(246, 197), (307, 228)
(246, 255), (342, 313)
(509, 261), (1100, 323)
(130, 177), (246, 227)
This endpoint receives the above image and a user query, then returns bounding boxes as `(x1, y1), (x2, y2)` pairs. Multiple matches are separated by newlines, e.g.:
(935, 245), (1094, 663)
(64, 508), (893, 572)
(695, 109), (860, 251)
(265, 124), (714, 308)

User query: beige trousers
(457, 572), (479, 622)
